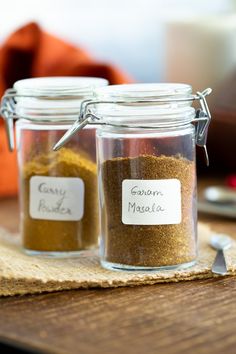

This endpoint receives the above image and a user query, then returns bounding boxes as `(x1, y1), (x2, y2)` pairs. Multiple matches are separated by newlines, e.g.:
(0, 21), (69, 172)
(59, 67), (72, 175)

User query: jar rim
(94, 106), (196, 128)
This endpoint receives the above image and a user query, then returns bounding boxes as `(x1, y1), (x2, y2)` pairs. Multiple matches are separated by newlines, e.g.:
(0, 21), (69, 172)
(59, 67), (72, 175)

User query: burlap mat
(0, 223), (235, 297)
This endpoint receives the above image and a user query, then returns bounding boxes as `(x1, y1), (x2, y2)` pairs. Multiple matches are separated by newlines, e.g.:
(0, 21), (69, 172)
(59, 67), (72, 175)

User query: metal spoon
(210, 234), (232, 275)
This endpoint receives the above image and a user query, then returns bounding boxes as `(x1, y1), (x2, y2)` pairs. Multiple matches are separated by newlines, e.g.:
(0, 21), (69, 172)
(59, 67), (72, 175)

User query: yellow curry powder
(21, 148), (98, 252)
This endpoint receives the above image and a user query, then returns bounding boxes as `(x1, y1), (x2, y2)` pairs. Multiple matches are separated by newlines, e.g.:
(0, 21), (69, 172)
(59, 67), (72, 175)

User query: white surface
(122, 179), (181, 225)
(30, 176), (84, 221)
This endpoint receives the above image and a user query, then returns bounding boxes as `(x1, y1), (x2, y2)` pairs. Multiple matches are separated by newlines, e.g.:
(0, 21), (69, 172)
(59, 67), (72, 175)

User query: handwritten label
(122, 179), (181, 225)
(30, 176), (84, 221)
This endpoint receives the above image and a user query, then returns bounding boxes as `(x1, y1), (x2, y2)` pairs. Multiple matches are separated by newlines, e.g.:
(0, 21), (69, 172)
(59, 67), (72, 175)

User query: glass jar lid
(0, 76), (108, 151)
(13, 77), (108, 120)
(92, 83), (195, 127)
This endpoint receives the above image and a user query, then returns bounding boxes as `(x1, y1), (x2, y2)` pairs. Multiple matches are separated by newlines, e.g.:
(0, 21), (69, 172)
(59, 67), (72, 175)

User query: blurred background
(0, 0), (235, 85)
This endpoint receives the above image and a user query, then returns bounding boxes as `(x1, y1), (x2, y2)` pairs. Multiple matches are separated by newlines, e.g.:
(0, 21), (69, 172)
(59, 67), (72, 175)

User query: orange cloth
(0, 23), (132, 197)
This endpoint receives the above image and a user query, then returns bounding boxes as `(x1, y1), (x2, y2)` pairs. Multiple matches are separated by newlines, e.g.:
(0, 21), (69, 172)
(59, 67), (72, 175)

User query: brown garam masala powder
(101, 154), (197, 268)
(21, 148), (98, 252)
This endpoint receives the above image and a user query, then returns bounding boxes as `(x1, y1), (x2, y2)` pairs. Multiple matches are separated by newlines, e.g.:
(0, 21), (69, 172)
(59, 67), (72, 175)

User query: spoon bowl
(210, 234), (232, 251)
(205, 186), (236, 204)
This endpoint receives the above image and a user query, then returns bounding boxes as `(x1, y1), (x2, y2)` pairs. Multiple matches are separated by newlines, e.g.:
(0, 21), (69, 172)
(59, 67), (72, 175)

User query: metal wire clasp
(53, 88), (212, 165)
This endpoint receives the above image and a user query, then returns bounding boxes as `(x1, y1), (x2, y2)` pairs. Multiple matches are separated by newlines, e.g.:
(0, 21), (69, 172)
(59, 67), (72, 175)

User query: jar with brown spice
(1, 77), (108, 256)
(55, 83), (212, 270)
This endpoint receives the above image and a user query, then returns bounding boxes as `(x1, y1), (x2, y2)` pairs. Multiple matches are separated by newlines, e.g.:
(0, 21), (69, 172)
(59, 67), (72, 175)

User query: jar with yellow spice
(1, 77), (108, 256)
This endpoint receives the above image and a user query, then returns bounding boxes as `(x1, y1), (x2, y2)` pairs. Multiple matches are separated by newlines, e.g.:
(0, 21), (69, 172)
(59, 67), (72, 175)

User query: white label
(29, 176), (84, 221)
(122, 179), (181, 225)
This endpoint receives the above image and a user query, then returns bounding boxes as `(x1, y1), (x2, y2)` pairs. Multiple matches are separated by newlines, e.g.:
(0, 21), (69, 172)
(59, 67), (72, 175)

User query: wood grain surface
(0, 178), (235, 354)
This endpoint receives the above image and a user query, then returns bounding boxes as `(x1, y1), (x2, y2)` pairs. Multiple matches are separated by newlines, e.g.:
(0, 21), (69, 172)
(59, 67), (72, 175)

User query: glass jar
(1, 77), (108, 256)
(54, 83), (212, 270)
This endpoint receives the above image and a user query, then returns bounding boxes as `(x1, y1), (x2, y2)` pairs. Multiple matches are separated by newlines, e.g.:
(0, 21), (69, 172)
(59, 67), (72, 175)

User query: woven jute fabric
(0, 223), (235, 297)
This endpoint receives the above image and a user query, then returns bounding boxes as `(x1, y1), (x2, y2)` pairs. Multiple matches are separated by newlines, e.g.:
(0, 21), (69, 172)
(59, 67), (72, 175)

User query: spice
(101, 154), (196, 267)
(21, 147), (98, 252)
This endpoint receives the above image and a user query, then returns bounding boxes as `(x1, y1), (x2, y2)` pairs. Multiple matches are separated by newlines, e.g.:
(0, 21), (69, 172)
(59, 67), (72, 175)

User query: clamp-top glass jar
(1, 77), (108, 256)
(54, 83), (212, 270)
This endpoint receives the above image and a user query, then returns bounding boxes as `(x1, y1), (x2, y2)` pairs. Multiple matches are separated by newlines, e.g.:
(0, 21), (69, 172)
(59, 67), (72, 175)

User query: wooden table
(0, 179), (236, 354)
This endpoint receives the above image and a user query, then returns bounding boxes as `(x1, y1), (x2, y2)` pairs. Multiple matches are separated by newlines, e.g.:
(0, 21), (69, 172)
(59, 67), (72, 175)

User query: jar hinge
(0, 89), (18, 151)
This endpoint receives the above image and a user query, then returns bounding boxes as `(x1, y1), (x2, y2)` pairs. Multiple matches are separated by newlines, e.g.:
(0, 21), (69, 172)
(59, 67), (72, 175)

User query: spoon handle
(212, 249), (228, 275)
